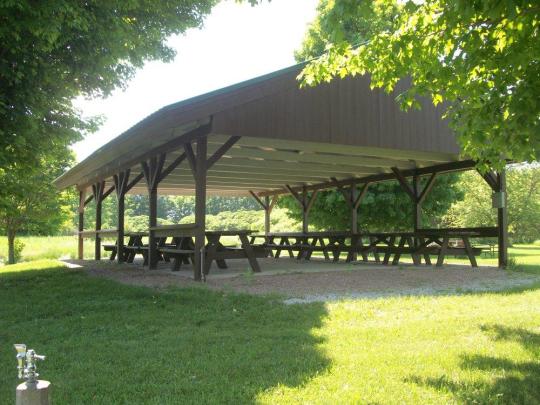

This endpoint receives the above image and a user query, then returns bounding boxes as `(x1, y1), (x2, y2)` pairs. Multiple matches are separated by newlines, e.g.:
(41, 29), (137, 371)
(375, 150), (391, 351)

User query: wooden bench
(158, 248), (195, 271)
(103, 243), (117, 260)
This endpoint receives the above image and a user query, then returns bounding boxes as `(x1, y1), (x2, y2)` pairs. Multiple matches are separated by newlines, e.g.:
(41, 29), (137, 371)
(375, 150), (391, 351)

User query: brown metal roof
(55, 63), (462, 195)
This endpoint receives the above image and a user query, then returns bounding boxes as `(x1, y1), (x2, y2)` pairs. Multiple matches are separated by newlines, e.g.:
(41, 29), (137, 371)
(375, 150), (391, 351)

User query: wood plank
(217, 145), (423, 169)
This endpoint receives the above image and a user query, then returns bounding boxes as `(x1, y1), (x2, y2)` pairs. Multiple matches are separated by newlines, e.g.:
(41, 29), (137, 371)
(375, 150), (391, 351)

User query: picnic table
(159, 229), (264, 274)
(114, 226), (265, 274)
(251, 232), (360, 262)
(252, 229), (489, 267)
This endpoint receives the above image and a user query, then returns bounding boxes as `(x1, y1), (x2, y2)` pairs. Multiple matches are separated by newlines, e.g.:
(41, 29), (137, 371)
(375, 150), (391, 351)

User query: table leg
(408, 236), (421, 265)
(436, 237), (449, 267)
(462, 236), (478, 267)
(392, 236), (407, 265)
(284, 237), (294, 258)
(304, 237), (318, 260)
(239, 234), (261, 273)
(370, 236), (381, 263)
(359, 236), (368, 262)
(320, 238), (330, 260)
(215, 242), (228, 269)
(346, 235), (356, 262)
(295, 237), (305, 260)
(383, 236), (396, 265)
(419, 237), (432, 265)
(265, 236), (275, 258)
(203, 235), (220, 274)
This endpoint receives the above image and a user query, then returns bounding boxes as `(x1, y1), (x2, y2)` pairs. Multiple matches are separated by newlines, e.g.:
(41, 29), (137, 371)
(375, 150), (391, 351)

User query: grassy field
(0, 235), (97, 263)
(1, 260), (539, 404)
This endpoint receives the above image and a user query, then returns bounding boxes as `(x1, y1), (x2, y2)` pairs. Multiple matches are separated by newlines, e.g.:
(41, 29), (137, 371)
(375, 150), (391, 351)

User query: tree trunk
(7, 229), (16, 264)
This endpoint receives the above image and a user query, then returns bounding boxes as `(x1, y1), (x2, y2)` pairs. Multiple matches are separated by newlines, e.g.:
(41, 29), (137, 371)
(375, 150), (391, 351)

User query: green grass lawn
(0, 235), (99, 263)
(1, 260), (539, 404)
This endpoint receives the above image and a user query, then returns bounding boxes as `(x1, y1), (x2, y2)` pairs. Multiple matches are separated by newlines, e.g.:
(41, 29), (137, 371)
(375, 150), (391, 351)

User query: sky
(72, 0), (320, 162)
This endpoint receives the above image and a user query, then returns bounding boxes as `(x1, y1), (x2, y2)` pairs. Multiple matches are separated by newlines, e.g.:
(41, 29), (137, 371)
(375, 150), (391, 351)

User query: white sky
(72, 0), (319, 162)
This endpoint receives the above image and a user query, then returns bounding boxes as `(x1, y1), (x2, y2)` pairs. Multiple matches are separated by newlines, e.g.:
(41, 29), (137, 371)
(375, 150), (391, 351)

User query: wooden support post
(92, 181), (105, 260)
(479, 167), (508, 269)
(113, 170), (130, 264)
(78, 190), (85, 260)
(249, 191), (276, 235)
(148, 186), (158, 266)
(285, 184), (317, 233)
(413, 175), (421, 231)
(392, 168), (437, 232)
(497, 170), (508, 268)
(193, 137), (207, 281)
(264, 196), (271, 234)
(302, 185), (308, 233)
(142, 154), (166, 269)
(351, 182), (358, 234)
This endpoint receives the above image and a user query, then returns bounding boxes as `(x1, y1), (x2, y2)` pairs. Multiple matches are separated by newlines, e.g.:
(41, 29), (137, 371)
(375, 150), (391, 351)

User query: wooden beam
(268, 195), (277, 212)
(208, 134), (459, 164)
(392, 167), (416, 201)
(77, 120), (212, 189)
(418, 172), (438, 204)
(212, 144), (423, 169)
(102, 184), (116, 201)
(259, 160), (476, 197)
(285, 184), (303, 207)
(249, 190), (267, 209)
(184, 143), (197, 175)
(331, 177), (353, 208)
(206, 136), (241, 169)
(151, 153), (166, 189)
(84, 194), (94, 206)
(305, 190), (319, 214)
(478, 169), (499, 191)
(158, 153), (186, 183)
(354, 182), (370, 210)
(125, 172), (144, 193)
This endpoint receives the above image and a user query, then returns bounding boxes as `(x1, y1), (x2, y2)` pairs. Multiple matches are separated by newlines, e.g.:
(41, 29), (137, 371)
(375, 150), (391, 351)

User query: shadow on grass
(408, 325), (540, 404)
(0, 265), (329, 404)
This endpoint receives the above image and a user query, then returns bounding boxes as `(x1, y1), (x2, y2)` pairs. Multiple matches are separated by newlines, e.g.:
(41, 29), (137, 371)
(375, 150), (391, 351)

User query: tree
(299, 0), (540, 169)
(0, 0), (221, 172)
(444, 166), (540, 243)
(279, 174), (463, 232)
(289, 1), (465, 231)
(0, 151), (73, 264)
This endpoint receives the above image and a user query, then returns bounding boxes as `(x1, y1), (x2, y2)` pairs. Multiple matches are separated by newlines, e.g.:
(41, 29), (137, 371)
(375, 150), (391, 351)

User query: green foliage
(299, 0), (540, 168)
(66, 195), (262, 233)
(0, 148), (74, 263)
(126, 215), (173, 232)
(444, 166), (540, 243)
(180, 208), (300, 232)
(0, 0), (219, 171)
(280, 175), (462, 232)
(12, 239), (24, 263)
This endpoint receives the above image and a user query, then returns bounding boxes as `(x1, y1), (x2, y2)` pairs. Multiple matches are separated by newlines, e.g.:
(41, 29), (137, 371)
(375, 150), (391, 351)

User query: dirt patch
(63, 259), (540, 302)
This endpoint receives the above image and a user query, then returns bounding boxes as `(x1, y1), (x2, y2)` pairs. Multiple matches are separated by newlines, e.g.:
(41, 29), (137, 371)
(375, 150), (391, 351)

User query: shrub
(13, 239), (25, 263)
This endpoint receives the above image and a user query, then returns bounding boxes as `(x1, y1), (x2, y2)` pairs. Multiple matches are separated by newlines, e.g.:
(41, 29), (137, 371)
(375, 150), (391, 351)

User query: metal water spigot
(14, 344), (46, 384)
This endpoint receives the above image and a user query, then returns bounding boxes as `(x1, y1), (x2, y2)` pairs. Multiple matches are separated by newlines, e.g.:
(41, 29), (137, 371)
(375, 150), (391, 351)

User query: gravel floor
(64, 258), (540, 303)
